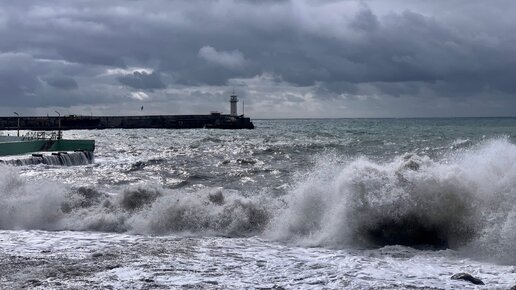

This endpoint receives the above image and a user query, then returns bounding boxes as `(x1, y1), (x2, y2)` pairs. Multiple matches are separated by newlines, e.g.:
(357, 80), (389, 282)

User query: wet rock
(403, 159), (420, 171)
(25, 279), (42, 286)
(208, 190), (225, 205)
(451, 273), (484, 285)
(509, 285), (516, 290)
(128, 161), (146, 171)
(105, 264), (122, 270)
(237, 158), (257, 165)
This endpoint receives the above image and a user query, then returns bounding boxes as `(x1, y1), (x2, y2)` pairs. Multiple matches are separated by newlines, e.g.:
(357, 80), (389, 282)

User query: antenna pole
(13, 112), (20, 137)
(55, 111), (62, 139)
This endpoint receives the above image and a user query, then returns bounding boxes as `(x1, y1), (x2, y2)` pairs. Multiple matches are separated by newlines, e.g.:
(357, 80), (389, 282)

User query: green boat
(0, 131), (94, 157)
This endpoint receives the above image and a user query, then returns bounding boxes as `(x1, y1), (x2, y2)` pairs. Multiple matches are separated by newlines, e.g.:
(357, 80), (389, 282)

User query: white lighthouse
(230, 93), (238, 116)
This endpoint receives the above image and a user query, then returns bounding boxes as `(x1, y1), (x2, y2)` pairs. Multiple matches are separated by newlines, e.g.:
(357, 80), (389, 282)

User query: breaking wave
(0, 168), (273, 237)
(0, 138), (515, 263)
(267, 138), (516, 264)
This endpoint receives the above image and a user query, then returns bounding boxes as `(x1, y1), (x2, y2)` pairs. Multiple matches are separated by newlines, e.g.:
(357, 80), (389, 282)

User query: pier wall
(0, 114), (254, 130)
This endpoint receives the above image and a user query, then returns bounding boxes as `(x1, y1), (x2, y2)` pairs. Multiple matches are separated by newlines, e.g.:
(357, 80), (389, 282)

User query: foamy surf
(1, 119), (516, 289)
(269, 138), (516, 264)
(1, 138), (515, 265)
(0, 168), (274, 237)
(2, 230), (515, 289)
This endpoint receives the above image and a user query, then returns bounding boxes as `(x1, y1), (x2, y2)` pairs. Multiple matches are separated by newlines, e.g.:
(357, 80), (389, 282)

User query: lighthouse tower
(230, 93), (238, 116)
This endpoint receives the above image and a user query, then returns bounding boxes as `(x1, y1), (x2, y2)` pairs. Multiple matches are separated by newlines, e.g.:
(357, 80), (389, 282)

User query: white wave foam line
(0, 138), (515, 264)
(0, 166), (275, 237)
(0, 167), (67, 230)
(266, 138), (516, 264)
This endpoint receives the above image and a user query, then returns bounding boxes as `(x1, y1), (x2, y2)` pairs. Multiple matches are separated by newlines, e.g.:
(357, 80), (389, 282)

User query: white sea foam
(0, 168), (274, 237)
(268, 138), (516, 264)
(1, 138), (515, 265)
(0, 166), (67, 230)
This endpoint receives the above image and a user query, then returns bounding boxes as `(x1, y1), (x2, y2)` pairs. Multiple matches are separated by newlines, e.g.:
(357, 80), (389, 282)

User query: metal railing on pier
(22, 131), (62, 141)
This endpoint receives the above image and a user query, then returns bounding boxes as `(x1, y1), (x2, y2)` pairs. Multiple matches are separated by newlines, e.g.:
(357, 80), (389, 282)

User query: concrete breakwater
(0, 151), (94, 166)
(0, 113), (254, 130)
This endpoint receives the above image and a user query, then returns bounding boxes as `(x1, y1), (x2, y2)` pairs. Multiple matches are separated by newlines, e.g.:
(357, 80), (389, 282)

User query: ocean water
(1, 118), (516, 289)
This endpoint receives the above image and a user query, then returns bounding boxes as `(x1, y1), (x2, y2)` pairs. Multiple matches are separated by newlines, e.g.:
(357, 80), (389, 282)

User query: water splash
(267, 138), (516, 263)
(0, 151), (94, 166)
(0, 165), (273, 237)
(1, 138), (515, 264)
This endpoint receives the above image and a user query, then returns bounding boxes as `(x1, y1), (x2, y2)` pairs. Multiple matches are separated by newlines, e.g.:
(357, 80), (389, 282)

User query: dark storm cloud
(350, 7), (379, 32)
(0, 0), (515, 116)
(43, 76), (78, 90)
(0, 53), (42, 105)
(117, 71), (166, 91)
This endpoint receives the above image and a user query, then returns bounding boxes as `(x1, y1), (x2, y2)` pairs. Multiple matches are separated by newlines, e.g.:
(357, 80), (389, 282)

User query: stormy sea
(1, 118), (516, 289)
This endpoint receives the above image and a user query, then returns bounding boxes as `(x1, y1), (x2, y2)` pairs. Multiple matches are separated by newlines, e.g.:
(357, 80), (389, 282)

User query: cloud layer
(0, 0), (515, 117)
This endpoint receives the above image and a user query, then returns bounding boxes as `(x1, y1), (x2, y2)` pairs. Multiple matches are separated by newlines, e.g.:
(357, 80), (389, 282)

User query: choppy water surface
(1, 118), (516, 289)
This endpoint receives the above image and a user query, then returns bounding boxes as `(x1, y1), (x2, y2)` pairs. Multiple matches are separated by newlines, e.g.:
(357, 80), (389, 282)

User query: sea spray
(267, 138), (516, 263)
(1, 138), (515, 264)
(0, 151), (94, 166)
(128, 188), (271, 236)
(2, 120), (516, 289)
(0, 165), (67, 230)
(0, 166), (274, 236)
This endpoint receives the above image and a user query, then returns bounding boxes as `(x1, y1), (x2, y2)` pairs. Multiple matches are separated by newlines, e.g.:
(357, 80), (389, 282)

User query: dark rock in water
(25, 279), (43, 286)
(105, 264), (122, 270)
(128, 161), (146, 171)
(451, 273), (484, 285)
(510, 285), (516, 290)
(208, 190), (225, 205)
(237, 158), (257, 165)
(402, 159), (420, 171)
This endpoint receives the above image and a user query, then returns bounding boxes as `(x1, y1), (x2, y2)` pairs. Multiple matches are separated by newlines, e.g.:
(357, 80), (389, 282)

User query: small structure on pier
(230, 93), (238, 116)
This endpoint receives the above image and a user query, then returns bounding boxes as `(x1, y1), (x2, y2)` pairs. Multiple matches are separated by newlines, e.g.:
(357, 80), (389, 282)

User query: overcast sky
(0, 0), (515, 118)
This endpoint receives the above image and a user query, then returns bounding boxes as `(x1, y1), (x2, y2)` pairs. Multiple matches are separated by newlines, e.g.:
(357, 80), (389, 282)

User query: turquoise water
(254, 118), (516, 158)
